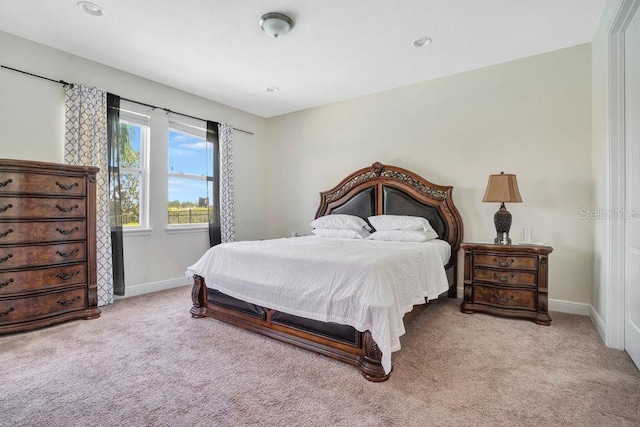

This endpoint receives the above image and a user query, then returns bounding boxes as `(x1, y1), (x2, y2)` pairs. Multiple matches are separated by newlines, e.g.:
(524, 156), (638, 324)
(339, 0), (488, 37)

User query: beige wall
(266, 44), (594, 304)
(0, 31), (268, 294)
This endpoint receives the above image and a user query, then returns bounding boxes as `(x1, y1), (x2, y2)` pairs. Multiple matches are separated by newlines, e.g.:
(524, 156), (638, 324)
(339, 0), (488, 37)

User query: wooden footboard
(191, 274), (392, 381)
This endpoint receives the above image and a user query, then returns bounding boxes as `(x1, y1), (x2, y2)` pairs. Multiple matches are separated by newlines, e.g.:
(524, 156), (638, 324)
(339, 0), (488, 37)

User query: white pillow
(310, 214), (371, 232)
(366, 230), (436, 242)
(368, 215), (429, 231)
(368, 215), (439, 240)
(312, 228), (370, 239)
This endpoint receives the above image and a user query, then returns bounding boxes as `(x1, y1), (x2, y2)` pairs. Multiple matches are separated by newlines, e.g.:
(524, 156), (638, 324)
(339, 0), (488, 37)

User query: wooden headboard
(315, 162), (464, 256)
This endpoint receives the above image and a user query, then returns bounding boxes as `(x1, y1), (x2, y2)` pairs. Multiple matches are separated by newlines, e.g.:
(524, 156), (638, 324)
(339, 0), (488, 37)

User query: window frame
(166, 116), (214, 231)
(118, 101), (151, 233)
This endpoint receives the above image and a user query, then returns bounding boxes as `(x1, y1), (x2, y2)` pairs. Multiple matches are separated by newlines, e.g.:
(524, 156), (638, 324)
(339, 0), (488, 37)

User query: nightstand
(460, 242), (553, 325)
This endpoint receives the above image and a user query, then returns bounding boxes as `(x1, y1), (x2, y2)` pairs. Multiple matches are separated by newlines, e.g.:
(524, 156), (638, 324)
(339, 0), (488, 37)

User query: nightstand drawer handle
(0, 307), (15, 317)
(0, 228), (13, 238)
(0, 204), (13, 213)
(0, 278), (14, 288)
(57, 296), (80, 306)
(0, 254), (13, 264)
(493, 293), (514, 303)
(0, 179), (13, 187)
(493, 272), (515, 283)
(493, 258), (514, 267)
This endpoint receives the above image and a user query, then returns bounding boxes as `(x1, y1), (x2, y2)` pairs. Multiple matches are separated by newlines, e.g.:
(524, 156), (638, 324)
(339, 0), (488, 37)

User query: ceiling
(0, 0), (605, 118)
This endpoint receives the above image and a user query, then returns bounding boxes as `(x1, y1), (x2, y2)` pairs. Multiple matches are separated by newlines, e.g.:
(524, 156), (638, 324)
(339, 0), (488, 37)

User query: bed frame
(190, 162), (463, 381)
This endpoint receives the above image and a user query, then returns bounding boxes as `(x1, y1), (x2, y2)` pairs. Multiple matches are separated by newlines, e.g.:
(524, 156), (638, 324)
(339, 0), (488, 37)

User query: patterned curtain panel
(219, 123), (236, 243)
(64, 85), (114, 306)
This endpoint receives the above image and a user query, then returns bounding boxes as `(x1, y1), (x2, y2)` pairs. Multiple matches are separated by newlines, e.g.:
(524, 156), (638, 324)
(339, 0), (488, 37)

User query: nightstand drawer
(473, 268), (537, 287)
(473, 285), (536, 310)
(474, 253), (537, 270)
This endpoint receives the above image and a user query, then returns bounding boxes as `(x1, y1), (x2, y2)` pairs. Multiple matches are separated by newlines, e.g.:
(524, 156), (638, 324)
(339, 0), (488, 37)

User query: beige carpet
(1, 285), (639, 427)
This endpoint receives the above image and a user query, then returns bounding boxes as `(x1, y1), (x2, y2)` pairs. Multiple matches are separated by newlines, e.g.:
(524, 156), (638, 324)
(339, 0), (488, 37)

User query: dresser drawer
(0, 287), (87, 325)
(0, 242), (85, 270)
(0, 264), (87, 296)
(473, 284), (536, 311)
(0, 220), (86, 244)
(473, 253), (537, 271)
(0, 172), (85, 196)
(473, 268), (537, 287)
(0, 197), (86, 219)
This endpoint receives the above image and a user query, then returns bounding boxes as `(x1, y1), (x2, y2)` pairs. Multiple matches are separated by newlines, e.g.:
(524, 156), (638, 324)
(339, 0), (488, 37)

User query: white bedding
(186, 236), (451, 374)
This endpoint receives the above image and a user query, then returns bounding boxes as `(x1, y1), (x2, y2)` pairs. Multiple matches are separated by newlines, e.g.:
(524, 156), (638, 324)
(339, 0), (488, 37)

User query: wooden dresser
(0, 159), (101, 334)
(460, 242), (553, 325)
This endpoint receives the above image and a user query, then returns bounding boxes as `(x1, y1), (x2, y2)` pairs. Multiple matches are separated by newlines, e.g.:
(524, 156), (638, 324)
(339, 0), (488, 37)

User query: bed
(188, 162), (463, 381)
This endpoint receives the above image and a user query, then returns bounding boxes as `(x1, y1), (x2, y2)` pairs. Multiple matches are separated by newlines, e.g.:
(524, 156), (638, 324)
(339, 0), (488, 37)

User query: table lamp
(482, 172), (522, 244)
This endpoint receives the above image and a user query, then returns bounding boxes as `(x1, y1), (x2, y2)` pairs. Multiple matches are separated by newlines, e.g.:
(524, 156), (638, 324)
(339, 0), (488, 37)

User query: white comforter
(186, 236), (451, 374)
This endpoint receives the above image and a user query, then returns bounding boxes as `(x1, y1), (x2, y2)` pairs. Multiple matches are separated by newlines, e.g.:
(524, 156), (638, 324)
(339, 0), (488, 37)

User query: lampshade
(482, 172), (523, 203)
(260, 13), (294, 38)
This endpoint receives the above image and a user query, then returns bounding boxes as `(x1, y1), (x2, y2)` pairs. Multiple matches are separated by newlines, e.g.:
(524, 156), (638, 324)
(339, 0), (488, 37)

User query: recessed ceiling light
(77, 1), (104, 16)
(266, 87), (279, 93)
(413, 37), (432, 48)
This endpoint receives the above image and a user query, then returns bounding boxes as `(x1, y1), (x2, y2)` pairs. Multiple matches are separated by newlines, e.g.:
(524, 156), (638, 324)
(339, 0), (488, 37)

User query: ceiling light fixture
(413, 37), (432, 48)
(77, 1), (104, 16)
(266, 87), (280, 93)
(259, 13), (294, 38)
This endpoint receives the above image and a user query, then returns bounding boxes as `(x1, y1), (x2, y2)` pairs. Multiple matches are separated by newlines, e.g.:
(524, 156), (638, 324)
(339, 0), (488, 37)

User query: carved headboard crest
(323, 162), (447, 203)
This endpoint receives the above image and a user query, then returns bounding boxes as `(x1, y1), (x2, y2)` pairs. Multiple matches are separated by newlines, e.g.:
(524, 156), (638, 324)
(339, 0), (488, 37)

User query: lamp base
(494, 234), (512, 245)
(493, 203), (513, 245)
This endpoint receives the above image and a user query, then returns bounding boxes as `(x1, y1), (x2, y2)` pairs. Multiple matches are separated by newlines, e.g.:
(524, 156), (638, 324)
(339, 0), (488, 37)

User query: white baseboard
(455, 286), (591, 316)
(113, 277), (190, 300)
(548, 298), (591, 316)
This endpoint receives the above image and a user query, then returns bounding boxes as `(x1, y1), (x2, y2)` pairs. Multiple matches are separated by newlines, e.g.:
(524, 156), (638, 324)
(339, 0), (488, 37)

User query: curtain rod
(1, 65), (74, 88)
(119, 97), (254, 136)
(1, 64), (254, 136)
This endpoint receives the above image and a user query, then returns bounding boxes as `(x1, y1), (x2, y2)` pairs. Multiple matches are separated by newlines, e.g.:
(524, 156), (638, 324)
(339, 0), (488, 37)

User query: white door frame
(607, 0), (640, 350)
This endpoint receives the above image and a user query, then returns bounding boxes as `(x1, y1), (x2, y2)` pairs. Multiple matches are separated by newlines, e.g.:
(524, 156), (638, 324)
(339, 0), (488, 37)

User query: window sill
(166, 224), (209, 234)
(123, 227), (153, 237)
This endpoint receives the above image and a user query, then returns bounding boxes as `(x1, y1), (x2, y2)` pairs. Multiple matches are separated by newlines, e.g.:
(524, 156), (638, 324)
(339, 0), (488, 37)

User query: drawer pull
(55, 271), (80, 281)
(56, 248), (79, 258)
(56, 226), (79, 236)
(56, 204), (79, 213)
(493, 293), (514, 304)
(0, 204), (13, 213)
(0, 278), (14, 288)
(57, 296), (80, 306)
(493, 272), (515, 283)
(0, 307), (15, 317)
(493, 257), (515, 267)
(0, 228), (13, 238)
(0, 179), (13, 187)
(0, 254), (13, 264)
(56, 182), (79, 191)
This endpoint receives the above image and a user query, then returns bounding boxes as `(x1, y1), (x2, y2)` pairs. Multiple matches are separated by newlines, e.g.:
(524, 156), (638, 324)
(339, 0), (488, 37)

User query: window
(118, 102), (150, 229)
(167, 117), (214, 227)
